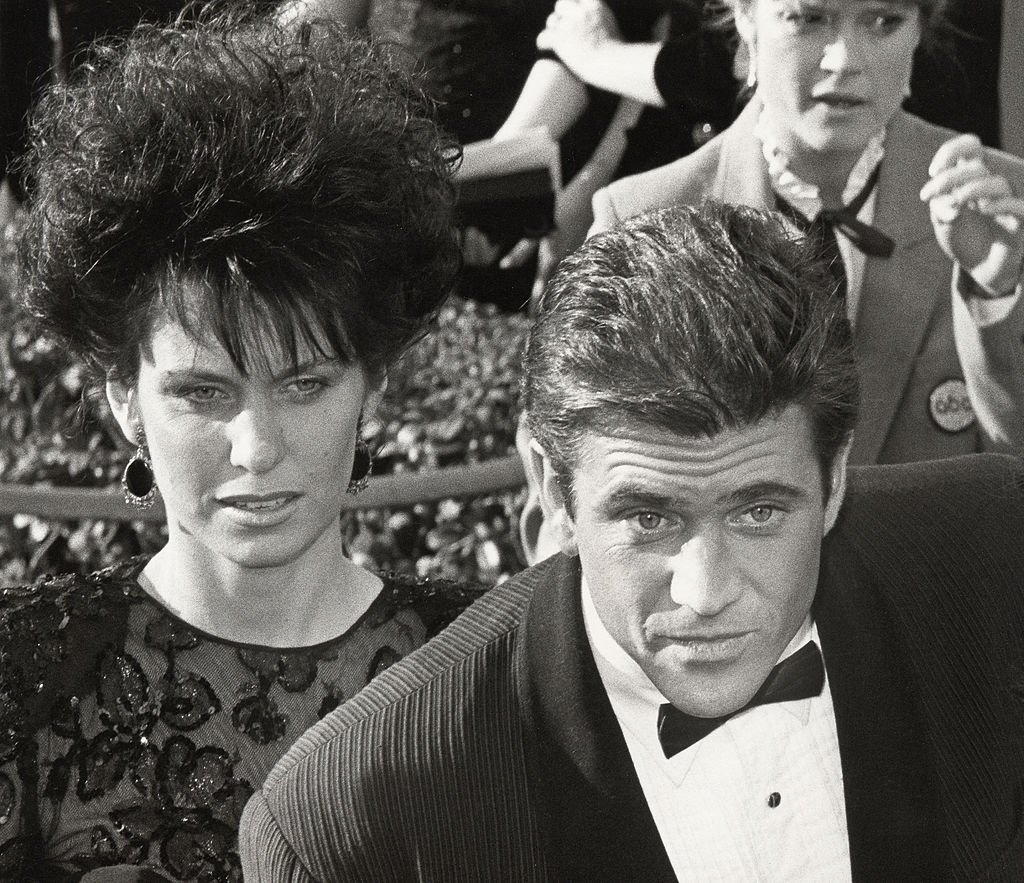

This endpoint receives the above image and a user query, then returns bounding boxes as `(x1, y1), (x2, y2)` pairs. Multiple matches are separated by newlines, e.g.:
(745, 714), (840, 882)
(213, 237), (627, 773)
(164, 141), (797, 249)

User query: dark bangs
(145, 259), (358, 379)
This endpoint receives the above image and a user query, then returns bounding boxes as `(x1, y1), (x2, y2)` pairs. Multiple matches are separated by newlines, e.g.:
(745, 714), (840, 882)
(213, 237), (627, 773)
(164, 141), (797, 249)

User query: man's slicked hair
(523, 202), (860, 498)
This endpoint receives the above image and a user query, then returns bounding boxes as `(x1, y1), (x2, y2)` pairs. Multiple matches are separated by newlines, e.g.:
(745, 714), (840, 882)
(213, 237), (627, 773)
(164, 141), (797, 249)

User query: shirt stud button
(768, 792), (782, 808)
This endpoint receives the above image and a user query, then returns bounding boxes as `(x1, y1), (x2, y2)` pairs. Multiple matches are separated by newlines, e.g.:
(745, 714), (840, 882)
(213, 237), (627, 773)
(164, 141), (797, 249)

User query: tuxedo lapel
(815, 529), (950, 881)
(849, 112), (952, 464)
(517, 554), (677, 882)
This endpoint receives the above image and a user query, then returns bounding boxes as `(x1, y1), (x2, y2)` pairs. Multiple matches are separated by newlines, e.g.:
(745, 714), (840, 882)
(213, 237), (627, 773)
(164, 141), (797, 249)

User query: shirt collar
(756, 105), (885, 221)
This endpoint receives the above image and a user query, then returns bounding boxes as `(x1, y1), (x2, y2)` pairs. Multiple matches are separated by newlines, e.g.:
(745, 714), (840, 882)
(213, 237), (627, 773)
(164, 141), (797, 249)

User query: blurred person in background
(517, 0), (1024, 562)
(0, 8), (478, 880)
(490, 0), (739, 304)
(593, 0), (1024, 466)
(279, 0), (580, 312)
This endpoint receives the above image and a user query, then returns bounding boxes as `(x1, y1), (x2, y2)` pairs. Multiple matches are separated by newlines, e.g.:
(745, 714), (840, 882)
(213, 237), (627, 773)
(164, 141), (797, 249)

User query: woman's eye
(288, 377), (325, 396)
(183, 385), (220, 403)
(748, 505), (775, 524)
(784, 10), (826, 26)
(869, 13), (905, 33)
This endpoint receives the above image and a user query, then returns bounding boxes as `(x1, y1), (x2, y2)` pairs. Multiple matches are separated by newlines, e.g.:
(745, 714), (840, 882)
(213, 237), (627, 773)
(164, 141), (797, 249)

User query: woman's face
(741, 0), (922, 165)
(108, 311), (384, 572)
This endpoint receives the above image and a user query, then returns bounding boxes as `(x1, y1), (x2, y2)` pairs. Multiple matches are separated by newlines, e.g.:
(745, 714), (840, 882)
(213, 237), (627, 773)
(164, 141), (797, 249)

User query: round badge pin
(928, 378), (975, 433)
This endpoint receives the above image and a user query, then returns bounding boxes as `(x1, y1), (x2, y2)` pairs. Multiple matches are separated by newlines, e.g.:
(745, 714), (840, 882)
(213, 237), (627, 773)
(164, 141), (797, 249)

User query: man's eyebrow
(603, 483), (681, 511)
(720, 481), (809, 507)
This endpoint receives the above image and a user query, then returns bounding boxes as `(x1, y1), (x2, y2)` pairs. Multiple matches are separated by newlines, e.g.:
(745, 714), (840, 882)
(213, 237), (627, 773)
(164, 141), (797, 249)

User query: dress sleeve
(948, 147), (1024, 453)
(0, 571), (133, 879)
(0, 583), (51, 877)
(536, 0), (666, 63)
(652, 26), (738, 121)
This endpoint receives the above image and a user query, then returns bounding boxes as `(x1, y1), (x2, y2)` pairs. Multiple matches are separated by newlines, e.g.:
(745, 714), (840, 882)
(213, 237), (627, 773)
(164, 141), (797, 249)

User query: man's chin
(655, 665), (766, 720)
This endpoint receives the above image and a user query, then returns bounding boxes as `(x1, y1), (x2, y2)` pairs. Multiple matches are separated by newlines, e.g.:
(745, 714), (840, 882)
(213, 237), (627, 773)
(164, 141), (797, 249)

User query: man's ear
(362, 371), (388, 419)
(823, 438), (852, 536)
(530, 439), (579, 558)
(105, 375), (139, 446)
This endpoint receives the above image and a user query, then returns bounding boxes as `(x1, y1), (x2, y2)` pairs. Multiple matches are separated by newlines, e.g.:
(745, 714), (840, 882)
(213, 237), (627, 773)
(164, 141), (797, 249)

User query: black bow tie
(657, 641), (825, 759)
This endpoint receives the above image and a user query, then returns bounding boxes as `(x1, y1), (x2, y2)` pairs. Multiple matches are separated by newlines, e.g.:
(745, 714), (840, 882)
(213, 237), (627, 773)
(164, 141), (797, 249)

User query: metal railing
(0, 456), (527, 522)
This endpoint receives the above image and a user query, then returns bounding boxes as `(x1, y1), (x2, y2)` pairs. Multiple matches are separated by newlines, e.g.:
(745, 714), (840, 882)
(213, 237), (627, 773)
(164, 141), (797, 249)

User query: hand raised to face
(920, 133), (1024, 297)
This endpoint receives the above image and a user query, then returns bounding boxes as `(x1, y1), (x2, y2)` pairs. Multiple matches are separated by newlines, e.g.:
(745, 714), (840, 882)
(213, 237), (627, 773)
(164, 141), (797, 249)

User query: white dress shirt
(581, 580), (852, 882)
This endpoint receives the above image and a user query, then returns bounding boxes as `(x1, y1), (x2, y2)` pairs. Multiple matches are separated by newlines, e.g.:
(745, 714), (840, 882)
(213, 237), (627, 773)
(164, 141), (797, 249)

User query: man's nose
(228, 403), (286, 474)
(669, 532), (740, 616)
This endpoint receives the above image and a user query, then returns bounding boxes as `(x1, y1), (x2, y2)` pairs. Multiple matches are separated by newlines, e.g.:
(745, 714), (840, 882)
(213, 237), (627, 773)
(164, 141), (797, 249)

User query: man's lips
(645, 611), (753, 641)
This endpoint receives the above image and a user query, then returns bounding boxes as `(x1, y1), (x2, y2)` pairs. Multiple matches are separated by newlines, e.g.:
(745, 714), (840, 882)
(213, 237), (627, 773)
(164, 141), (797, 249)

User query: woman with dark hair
(0, 8), (475, 880)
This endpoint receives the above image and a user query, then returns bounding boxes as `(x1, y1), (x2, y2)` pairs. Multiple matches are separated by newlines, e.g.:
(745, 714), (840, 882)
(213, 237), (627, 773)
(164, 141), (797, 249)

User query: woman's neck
(785, 149), (860, 207)
(140, 526), (383, 648)
(757, 108), (873, 207)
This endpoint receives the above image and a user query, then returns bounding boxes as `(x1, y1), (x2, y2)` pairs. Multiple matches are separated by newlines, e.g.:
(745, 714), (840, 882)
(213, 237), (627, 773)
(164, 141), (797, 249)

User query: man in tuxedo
(241, 203), (1024, 881)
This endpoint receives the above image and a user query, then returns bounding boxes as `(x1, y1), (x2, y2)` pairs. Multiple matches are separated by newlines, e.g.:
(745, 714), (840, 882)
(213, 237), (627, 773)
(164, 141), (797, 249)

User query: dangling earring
(347, 438), (373, 495)
(122, 428), (158, 509)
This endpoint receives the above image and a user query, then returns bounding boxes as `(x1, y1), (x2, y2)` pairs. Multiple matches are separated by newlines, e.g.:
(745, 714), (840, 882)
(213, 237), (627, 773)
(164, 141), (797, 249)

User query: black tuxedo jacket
(242, 455), (1024, 881)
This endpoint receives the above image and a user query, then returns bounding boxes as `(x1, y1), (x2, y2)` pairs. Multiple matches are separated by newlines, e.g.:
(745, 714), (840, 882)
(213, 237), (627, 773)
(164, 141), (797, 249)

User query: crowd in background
(3, 1), (1022, 309)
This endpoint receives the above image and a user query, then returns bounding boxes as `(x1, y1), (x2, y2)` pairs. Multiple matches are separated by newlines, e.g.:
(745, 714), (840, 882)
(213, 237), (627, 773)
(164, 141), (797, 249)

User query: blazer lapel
(815, 530), (950, 881)
(517, 554), (677, 882)
(848, 112), (950, 463)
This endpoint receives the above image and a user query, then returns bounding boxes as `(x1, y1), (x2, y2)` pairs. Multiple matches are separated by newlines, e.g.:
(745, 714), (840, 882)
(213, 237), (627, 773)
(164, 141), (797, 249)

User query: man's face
(544, 405), (847, 717)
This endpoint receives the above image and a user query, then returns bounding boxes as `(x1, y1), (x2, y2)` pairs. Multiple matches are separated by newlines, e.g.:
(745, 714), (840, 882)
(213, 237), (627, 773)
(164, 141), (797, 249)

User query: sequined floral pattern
(0, 557), (482, 881)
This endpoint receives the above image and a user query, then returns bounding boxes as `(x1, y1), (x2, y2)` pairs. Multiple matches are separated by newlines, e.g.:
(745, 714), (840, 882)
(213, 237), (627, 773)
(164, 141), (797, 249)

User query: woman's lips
(217, 492), (301, 524)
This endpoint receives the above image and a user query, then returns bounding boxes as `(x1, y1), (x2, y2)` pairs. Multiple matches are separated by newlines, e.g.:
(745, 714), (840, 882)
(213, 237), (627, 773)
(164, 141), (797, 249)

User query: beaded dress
(0, 557), (482, 881)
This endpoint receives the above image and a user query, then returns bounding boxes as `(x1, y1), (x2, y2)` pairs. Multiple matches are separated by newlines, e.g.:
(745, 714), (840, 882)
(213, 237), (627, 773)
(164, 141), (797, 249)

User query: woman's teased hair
(19, 4), (460, 385)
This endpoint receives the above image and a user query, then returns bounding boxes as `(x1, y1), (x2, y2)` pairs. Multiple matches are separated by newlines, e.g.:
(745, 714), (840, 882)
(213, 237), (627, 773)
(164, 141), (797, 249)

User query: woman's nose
(228, 404), (286, 474)
(821, 29), (865, 75)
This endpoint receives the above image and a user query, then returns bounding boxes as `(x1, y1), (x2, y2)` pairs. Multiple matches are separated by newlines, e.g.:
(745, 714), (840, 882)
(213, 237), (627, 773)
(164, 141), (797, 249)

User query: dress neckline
(120, 554), (390, 653)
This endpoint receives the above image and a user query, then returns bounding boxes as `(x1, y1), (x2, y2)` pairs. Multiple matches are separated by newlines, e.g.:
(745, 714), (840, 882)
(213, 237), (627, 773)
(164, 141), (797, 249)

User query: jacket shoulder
(261, 559), (550, 785)
(248, 561), (556, 879)
(833, 455), (1024, 617)
(593, 137), (723, 232)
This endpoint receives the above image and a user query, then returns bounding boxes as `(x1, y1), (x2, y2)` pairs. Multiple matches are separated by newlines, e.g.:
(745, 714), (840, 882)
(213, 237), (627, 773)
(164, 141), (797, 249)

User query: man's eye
(749, 505), (775, 524)
(635, 512), (664, 531)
